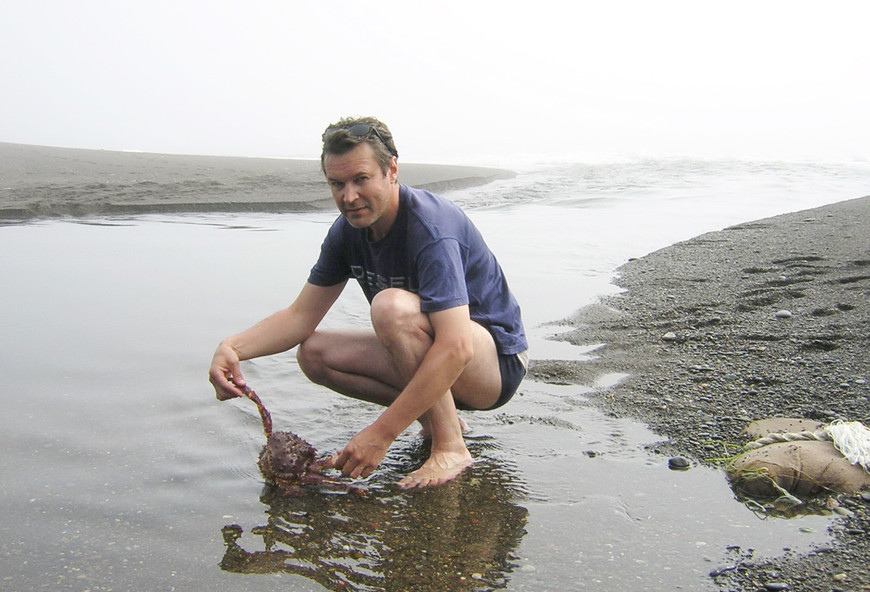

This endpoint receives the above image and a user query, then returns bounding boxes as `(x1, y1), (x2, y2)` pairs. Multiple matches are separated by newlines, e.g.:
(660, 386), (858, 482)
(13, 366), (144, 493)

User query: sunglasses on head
(322, 123), (397, 157)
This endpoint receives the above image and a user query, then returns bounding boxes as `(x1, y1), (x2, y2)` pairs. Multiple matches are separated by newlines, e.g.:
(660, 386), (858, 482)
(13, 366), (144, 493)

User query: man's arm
(209, 281), (347, 400)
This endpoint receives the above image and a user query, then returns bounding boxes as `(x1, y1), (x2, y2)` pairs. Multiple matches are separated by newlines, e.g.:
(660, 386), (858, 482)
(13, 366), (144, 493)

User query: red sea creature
(240, 386), (340, 494)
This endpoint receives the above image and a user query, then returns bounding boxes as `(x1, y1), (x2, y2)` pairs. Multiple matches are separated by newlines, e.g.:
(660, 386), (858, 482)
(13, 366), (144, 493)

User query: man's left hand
(331, 424), (392, 480)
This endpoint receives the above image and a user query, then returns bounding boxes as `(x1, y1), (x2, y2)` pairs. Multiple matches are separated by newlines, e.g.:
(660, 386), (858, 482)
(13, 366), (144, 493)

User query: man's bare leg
(418, 413), (471, 438)
(369, 290), (479, 487)
(297, 328), (404, 406)
(299, 328), (473, 487)
(398, 389), (473, 489)
(297, 289), (501, 487)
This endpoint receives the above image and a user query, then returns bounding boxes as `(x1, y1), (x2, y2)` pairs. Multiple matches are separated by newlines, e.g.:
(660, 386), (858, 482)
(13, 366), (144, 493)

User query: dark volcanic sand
(530, 196), (870, 591)
(0, 142), (513, 220)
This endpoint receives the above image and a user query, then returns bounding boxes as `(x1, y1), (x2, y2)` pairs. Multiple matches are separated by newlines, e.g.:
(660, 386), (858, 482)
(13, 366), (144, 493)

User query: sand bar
(0, 142), (514, 220)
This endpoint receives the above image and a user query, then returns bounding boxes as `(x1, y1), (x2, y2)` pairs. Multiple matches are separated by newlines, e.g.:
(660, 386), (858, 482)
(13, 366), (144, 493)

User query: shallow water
(0, 204), (848, 591)
(3, 158), (869, 590)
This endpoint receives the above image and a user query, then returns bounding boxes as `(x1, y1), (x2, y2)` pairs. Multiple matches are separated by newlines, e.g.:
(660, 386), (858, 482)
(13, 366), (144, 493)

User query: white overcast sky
(1, 1), (868, 164)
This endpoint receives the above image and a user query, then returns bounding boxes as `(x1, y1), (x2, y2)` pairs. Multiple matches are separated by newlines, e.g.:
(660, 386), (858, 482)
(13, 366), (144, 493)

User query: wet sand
(0, 142), (513, 220)
(534, 195), (870, 590)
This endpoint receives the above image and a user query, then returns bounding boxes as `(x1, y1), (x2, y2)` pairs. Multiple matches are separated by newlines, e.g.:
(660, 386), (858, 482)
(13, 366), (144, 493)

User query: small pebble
(668, 456), (690, 470)
(810, 545), (835, 554)
(662, 332), (678, 342)
(774, 310), (793, 319)
(709, 565), (736, 577)
(763, 582), (789, 591)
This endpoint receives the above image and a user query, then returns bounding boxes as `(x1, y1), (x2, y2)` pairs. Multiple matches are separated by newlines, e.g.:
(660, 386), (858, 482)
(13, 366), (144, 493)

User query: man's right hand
(209, 341), (246, 400)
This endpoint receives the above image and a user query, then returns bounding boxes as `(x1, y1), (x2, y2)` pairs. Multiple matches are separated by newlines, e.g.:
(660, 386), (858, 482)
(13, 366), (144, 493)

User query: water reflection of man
(209, 117), (528, 488)
(220, 455), (529, 591)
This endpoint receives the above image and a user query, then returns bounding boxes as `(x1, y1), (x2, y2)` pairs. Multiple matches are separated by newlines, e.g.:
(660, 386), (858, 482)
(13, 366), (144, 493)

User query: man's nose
(342, 185), (358, 203)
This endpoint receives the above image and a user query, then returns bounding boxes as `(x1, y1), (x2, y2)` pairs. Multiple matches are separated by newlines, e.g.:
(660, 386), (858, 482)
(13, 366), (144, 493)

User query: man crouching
(209, 116), (528, 488)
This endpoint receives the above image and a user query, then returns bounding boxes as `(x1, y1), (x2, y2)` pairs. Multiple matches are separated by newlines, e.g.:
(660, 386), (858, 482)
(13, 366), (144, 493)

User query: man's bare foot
(397, 449), (473, 489)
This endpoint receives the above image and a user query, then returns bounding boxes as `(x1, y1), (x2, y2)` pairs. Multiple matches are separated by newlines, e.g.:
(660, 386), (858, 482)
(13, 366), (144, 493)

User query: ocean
(1, 158), (868, 591)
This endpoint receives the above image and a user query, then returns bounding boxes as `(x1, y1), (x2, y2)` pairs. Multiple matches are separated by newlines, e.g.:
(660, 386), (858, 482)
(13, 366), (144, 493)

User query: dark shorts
(457, 350), (528, 411)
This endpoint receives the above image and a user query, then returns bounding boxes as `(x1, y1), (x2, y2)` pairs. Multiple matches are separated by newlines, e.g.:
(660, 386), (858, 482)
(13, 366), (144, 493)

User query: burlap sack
(727, 440), (870, 498)
(742, 418), (825, 440)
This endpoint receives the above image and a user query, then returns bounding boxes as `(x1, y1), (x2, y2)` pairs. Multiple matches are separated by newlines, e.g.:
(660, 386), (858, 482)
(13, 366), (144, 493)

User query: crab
(240, 386), (345, 494)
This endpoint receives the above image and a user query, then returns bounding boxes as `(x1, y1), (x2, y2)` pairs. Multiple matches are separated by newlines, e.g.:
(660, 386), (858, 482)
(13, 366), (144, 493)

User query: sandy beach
(0, 142), (513, 220)
(535, 196), (870, 590)
(2, 143), (868, 590)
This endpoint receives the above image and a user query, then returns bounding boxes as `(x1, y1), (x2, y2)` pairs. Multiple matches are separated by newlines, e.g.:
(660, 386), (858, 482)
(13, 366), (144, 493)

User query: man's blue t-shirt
(308, 184), (527, 355)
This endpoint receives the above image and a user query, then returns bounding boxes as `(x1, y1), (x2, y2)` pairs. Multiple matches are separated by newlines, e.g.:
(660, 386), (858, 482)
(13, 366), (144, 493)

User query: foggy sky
(1, 1), (868, 164)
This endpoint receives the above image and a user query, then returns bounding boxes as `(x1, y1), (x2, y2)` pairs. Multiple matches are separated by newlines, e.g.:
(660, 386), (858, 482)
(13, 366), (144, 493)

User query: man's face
(324, 143), (399, 241)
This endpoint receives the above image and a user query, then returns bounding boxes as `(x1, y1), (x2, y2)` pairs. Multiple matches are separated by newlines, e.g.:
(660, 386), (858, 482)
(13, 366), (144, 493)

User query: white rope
(826, 420), (870, 472)
(744, 429), (830, 449)
(743, 420), (870, 473)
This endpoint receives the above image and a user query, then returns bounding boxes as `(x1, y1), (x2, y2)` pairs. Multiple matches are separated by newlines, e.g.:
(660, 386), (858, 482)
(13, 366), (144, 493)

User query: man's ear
(389, 157), (398, 184)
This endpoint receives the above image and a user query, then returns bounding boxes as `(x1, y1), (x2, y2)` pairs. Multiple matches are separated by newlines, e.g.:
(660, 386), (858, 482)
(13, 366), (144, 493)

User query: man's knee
(296, 335), (326, 384)
(370, 289), (430, 341)
(370, 288), (418, 320)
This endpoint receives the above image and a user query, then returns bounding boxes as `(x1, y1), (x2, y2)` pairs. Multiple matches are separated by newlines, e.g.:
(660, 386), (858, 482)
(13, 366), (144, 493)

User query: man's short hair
(321, 116), (398, 174)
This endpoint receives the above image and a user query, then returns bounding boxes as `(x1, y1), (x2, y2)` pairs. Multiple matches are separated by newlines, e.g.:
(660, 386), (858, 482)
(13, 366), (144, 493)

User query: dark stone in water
(668, 456), (691, 470)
